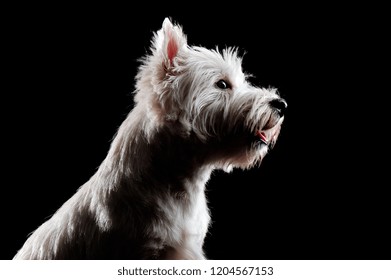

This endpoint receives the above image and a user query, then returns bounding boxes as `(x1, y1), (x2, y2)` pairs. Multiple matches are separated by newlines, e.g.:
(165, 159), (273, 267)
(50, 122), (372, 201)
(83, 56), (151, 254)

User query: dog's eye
(216, 79), (231, 89)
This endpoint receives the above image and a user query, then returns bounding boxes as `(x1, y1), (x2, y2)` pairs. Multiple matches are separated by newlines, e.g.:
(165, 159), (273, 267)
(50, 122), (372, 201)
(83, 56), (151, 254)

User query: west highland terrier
(14, 18), (287, 259)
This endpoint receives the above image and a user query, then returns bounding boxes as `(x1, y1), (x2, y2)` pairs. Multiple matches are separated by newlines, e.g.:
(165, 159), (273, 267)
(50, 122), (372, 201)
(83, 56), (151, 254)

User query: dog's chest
(161, 185), (211, 247)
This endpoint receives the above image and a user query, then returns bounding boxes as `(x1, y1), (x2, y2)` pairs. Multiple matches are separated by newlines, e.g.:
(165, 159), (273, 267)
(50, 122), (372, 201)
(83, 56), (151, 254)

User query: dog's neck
(99, 107), (214, 195)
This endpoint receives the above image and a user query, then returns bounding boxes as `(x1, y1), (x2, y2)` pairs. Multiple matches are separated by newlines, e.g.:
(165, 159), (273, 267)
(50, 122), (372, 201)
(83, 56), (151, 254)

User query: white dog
(14, 18), (286, 259)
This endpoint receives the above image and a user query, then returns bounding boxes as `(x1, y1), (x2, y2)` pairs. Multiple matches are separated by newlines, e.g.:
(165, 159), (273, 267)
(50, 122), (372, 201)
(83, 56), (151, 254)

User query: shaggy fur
(14, 18), (287, 260)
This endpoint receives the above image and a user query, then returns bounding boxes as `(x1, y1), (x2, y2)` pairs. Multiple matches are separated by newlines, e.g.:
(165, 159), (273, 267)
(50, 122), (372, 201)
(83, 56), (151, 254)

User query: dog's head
(135, 18), (286, 170)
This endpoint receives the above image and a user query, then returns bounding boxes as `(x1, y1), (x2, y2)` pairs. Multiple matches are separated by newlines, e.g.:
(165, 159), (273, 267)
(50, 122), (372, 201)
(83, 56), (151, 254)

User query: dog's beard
(200, 114), (283, 171)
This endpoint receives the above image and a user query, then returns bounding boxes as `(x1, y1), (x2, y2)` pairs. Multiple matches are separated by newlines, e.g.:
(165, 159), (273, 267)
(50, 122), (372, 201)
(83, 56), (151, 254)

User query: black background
(2, 4), (389, 260)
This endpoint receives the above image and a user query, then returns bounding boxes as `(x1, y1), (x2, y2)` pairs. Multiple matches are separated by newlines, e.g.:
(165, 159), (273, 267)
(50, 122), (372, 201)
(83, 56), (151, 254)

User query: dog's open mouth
(255, 130), (269, 145)
(251, 115), (283, 147)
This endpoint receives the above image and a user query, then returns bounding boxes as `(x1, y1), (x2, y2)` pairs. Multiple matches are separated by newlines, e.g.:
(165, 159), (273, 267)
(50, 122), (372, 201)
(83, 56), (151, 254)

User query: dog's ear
(152, 18), (187, 69)
(136, 18), (188, 117)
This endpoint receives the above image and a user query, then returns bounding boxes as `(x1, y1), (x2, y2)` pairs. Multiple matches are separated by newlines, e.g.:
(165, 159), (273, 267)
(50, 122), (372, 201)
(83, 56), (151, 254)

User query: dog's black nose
(269, 98), (287, 116)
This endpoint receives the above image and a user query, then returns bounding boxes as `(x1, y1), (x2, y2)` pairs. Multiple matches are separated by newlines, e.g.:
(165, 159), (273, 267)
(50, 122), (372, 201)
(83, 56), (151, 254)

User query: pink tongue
(256, 131), (268, 143)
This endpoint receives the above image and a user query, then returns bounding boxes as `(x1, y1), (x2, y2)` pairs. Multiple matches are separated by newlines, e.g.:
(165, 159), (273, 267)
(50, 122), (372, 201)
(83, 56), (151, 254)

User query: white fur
(14, 18), (286, 259)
